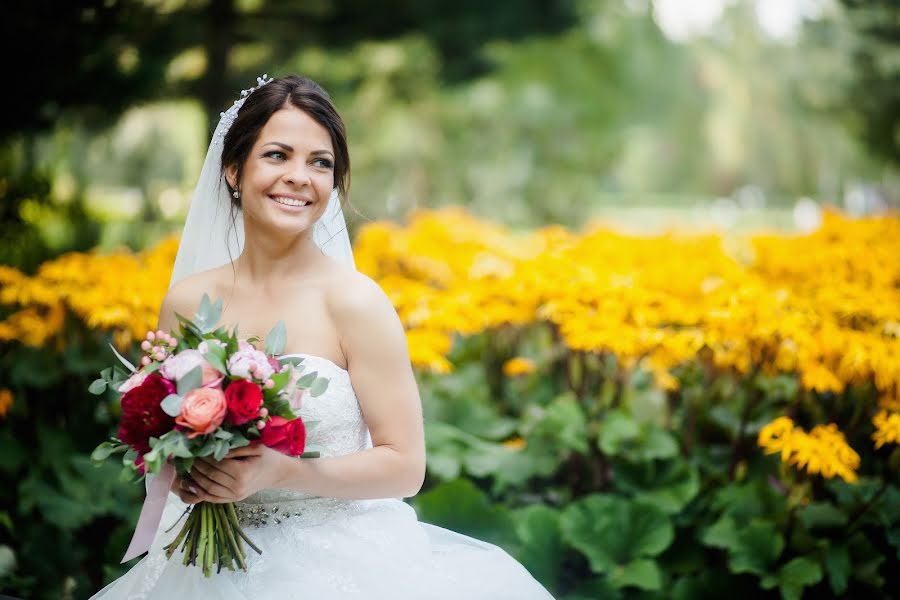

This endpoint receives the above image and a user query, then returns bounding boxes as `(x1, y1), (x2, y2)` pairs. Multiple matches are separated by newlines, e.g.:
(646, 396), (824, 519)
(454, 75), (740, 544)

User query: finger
(173, 477), (201, 504)
(225, 445), (263, 459)
(190, 466), (235, 500)
(194, 458), (237, 483)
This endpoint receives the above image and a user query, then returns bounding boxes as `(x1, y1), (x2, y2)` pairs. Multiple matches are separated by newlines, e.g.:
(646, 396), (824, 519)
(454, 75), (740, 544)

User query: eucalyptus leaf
(88, 379), (107, 395)
(214, 429), (234, 440)
(90, 442), (122, 465)
(213, 440), (230, 461)
(107, 342), (137, 373)
(195, 293), (224, 333)
(297, 372), (318, 387)
(160, 394), (183, 417)
(177, 365), (203, 395)
(265, 320), (287, 356)
(309, 377), (329, 397)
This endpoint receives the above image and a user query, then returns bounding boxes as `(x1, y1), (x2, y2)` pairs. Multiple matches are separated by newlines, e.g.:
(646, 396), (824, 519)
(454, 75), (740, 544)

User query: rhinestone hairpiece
(214, 73), (274, 144)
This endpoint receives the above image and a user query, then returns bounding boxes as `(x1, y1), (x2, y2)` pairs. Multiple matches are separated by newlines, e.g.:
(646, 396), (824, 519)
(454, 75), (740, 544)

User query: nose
(283, 161), (312, 187)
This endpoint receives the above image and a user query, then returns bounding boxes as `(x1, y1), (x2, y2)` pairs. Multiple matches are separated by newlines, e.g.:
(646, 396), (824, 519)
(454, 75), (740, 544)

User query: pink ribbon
(121, 462), (176, 562)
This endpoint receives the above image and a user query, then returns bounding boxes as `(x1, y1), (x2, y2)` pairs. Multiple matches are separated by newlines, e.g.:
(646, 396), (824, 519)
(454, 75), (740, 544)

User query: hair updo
(220, 75), (350, 207)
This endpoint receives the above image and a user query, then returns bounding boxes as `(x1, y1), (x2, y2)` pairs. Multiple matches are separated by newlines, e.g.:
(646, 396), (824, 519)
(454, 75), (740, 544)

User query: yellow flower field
(1, 207), (898, 482)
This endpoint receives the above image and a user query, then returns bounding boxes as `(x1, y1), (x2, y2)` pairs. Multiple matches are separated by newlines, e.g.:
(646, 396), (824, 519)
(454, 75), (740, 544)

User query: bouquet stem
(163, 501), (261, 577)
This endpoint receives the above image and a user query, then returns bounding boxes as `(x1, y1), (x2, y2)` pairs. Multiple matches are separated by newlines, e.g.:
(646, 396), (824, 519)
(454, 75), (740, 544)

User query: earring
(232, 191), (240, 199)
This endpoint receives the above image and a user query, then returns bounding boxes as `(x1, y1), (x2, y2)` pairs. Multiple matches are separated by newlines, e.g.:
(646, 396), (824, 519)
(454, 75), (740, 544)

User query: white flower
(159, 349), (205, 382)
(227, 346), (274, 380)
(118, 370), (149, 393)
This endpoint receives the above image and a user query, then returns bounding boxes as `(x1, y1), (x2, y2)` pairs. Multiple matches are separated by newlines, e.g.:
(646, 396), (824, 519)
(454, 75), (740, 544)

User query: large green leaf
(824, 542), (850, 595)
(598, 409), (640, 455)
(598, 409), (678, 461)
(607, 558), (663, 591)
(761, 556), (823, 600)
(412, 479), (518, 549)
(513, 504), (563, 589)
(701, 516), (783, 576)
(613, 457), (700, 514)
(560, 495), (673, 576)
(797, 502), (847, 531)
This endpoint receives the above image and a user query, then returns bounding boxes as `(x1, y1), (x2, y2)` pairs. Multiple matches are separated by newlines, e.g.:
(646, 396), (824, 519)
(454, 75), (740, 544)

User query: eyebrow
(261, 142), (334, 157)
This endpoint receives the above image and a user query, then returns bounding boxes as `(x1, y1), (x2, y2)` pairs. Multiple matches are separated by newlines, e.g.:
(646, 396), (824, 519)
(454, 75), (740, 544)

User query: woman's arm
(184, 273), (426, 503)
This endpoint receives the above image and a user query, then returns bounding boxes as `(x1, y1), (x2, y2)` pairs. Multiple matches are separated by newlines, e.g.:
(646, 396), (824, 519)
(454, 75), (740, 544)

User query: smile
(269, 195), (312, 208)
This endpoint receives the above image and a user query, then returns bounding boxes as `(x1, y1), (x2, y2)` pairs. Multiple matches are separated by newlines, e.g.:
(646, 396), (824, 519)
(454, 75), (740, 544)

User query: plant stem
(226, 502), (262, 555)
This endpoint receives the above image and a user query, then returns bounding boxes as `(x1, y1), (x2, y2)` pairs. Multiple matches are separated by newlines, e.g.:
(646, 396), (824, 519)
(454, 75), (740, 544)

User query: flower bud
(154, 351), (166, 361)
(146, 331), (156, 341)
(264, 379), (274, 389)
(259, 407), (269, 417)
(141, 356), (152, 366)
(256, 420), (266, 429)
(141, 340), (151, 351)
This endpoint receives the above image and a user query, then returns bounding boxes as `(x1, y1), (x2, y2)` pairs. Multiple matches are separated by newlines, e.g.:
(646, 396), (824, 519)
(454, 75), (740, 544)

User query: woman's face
(227, 105), (335, 238)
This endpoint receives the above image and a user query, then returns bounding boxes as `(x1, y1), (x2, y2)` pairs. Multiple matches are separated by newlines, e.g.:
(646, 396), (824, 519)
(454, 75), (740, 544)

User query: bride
(91, 75), (555, 599)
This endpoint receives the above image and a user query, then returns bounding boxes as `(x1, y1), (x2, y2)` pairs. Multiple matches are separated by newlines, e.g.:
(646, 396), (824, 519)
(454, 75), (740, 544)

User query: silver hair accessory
(214, 73), (274, 144)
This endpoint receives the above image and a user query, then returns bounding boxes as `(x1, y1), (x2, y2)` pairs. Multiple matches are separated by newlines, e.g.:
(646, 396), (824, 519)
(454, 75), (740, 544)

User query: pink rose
(176, 388), (227, 438)
(227, 345), (274, 380)
(160, 349), (223, 386)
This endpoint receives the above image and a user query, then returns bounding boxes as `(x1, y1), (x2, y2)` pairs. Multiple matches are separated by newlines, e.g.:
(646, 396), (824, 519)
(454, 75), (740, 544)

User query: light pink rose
(118, 370), (149, 394)
(176, 388), (227, 438)
(227, 345), (274, 380)
(160, 349), (222, 386)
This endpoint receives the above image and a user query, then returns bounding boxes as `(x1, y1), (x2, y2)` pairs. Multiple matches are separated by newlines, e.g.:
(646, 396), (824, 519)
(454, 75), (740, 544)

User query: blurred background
(1, 1), (898, 599)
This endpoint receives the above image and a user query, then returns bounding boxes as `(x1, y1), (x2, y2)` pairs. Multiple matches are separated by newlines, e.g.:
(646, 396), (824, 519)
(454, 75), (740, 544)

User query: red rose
(224, 379), (263, 425)
(260, 416), (306, 456)
(118, 373), (176, 454)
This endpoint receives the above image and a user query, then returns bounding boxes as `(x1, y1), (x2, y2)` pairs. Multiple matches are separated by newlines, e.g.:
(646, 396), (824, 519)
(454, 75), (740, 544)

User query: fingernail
(189, 485), (198, 494)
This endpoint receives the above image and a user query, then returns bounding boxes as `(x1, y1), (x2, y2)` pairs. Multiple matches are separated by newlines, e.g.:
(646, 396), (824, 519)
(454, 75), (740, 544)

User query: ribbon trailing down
(121, 462), (177, 563)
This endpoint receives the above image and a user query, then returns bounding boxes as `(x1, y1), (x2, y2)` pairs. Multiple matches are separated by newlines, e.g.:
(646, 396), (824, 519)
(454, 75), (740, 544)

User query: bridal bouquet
(90, 294), (329, 577)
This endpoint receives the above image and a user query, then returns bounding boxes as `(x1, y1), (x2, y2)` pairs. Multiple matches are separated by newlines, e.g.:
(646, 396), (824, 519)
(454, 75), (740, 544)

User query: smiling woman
(89, 75), (555, 599)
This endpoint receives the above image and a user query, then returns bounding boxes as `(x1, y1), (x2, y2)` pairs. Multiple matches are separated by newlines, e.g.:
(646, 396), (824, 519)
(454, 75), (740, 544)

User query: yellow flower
(503, 357), (536, 377)
(0, 388), (12, 417)
(872, 410), (900, 449)
(503, 437), (526, 451)
(758, 417), (859, 483)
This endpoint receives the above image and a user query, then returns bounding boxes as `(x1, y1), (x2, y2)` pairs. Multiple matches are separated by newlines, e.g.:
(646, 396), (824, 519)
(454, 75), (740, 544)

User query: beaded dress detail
(91, 354), (554, 599)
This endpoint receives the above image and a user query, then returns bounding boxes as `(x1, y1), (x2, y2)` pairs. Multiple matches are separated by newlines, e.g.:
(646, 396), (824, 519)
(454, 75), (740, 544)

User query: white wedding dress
(92, 354), (555, 599)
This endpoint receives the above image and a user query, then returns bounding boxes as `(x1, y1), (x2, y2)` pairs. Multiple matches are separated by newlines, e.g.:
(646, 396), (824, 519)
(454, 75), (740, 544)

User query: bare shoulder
(324, 269), (408, 367)
(157, 266), (230, 332)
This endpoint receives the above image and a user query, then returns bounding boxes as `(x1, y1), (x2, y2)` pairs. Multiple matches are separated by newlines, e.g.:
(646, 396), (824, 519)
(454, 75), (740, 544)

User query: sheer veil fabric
(91, 81), (556, 599)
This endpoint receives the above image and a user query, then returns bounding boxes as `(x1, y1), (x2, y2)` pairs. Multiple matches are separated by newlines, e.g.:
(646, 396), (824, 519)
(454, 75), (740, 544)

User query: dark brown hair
(221, 75), (350, 205)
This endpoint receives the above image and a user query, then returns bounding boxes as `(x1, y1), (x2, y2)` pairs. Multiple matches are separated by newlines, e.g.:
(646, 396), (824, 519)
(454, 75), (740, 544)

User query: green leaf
(160, 393), (183, 417)
(265, 320), (287, 356)
(230, 431), (250, 449)
(560, 495), (673, 574)
(203, 342), (228, 374)
(701, 516), (784, 576)
(195, 293), (224, 333)
(214, 429), (234, 440)
(213, 440), (230, 461)
(88, 379), (108, 395)
(798, 502), (848, 531)
(608, 558), (663, 591)
(297, 371), (318, 387)
(824, 542), (850, 595)
(90, 442), (123, 465)
(278, 356), (305, 367)
(776, 557), (823, 600)
(513, 505), (563, 588)
(107, 342), (137, 373)
(177, 365), (203, 395)
(309, 377), (329, 397)
(613, 458), (700, 514)
(598, 409), (641, 455)
(412, 479), (518, 549)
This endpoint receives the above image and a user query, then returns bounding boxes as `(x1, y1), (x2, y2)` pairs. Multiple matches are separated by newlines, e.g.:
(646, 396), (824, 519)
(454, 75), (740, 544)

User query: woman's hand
(171, 444), (288, 504)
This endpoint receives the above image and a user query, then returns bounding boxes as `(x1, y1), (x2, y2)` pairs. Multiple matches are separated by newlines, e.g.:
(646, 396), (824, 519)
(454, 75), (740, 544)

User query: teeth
(271, 196), (310, 207)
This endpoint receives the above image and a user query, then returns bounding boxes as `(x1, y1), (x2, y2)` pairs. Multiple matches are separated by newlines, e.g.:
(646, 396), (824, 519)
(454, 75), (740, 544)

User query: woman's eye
(264, 151), (287, 161)
(312, 158), (334, 169)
